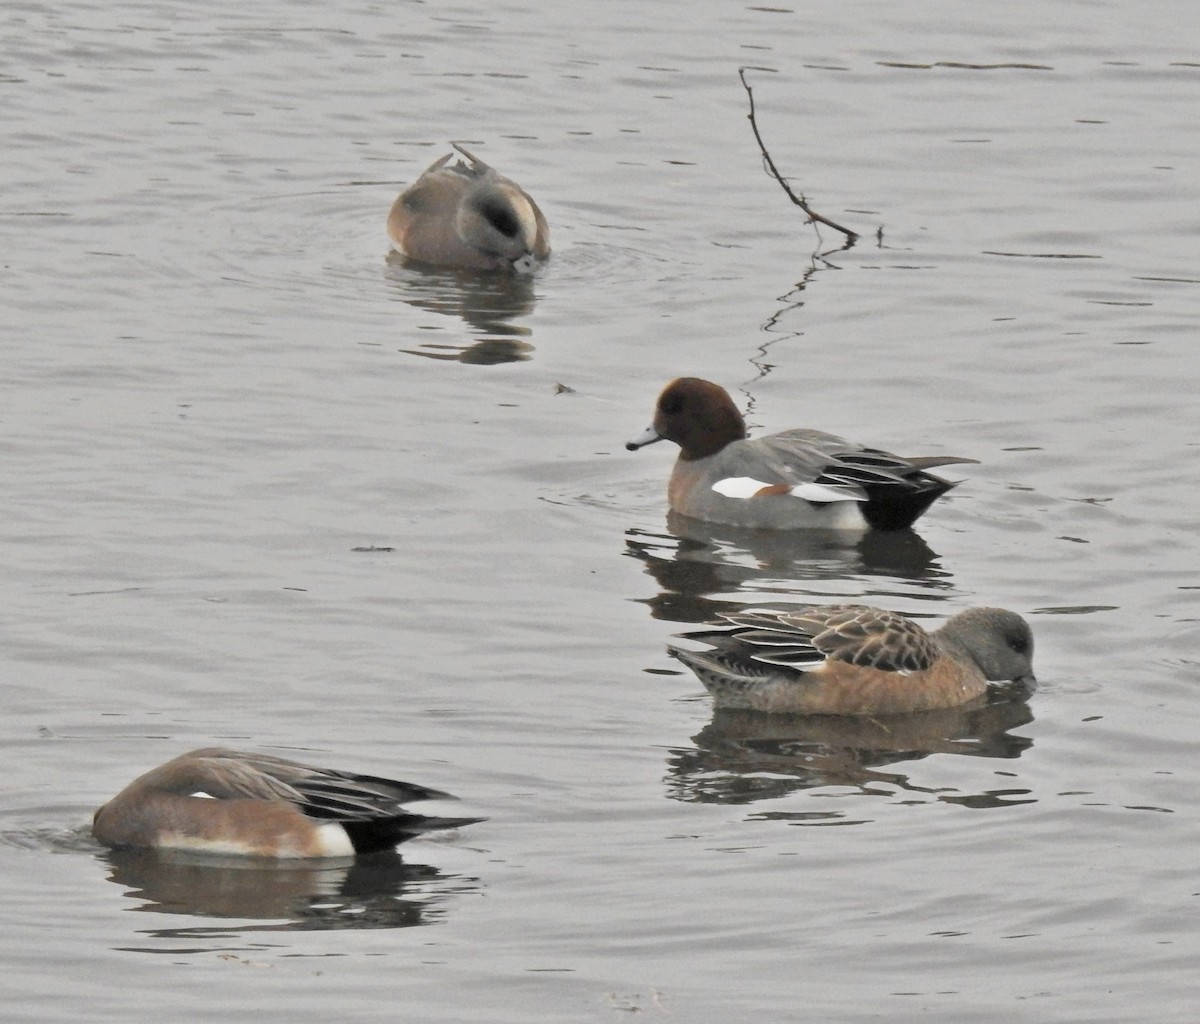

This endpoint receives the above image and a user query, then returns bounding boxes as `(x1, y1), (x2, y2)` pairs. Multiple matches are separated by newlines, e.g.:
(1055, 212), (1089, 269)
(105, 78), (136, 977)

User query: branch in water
(738, 67), (859, 244)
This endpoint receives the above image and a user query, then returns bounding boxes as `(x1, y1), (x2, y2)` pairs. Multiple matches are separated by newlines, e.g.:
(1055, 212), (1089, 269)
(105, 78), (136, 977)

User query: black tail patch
(859, 474), (958, 531)
(342, 814), (486, 855)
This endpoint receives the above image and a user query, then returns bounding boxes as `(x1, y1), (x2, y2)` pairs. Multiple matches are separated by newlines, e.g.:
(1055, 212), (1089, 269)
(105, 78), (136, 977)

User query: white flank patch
(312, 823), (356, 858)
(157, 823), (355, 859)
(189, 791), (216, 799)
(786, 482), (865, 504)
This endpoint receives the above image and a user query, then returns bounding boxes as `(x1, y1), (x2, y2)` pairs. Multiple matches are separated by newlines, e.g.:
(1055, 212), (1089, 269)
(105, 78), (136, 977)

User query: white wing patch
(712, 477), (864, 503)
(189, 791), (216, 799)
(712, 476), (774, 498)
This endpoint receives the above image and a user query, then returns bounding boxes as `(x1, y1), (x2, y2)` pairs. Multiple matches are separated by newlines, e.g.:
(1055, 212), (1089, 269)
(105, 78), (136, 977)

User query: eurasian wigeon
(387, 143), (550, 273)
(92, 748), (478, 858)
(670, 604), (1036, 716)
(627, 377), (976, 531)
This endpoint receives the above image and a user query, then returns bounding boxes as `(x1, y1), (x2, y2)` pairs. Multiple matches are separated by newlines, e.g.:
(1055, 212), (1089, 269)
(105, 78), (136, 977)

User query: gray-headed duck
(387, 143), (550, 272)
(670, 605), (1035, 716)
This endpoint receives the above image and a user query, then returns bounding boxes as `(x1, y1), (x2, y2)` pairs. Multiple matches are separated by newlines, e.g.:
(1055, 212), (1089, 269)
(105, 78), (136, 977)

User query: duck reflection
(384, 253), (541, 364)
(665, 685), (1036, 811)
(626, 513), (950, 624)
(99, 846), (478, 931)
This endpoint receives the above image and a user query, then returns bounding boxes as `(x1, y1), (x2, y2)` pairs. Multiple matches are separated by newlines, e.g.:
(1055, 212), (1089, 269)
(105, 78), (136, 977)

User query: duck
(669, 604), (1036, 716)
(627, 377), (976, 531)
(386, 143), (550, 272)
(92, 748), (478, 858)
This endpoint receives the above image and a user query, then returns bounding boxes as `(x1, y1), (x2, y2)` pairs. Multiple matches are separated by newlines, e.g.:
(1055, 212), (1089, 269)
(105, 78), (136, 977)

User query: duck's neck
(678, 410), (747, 461)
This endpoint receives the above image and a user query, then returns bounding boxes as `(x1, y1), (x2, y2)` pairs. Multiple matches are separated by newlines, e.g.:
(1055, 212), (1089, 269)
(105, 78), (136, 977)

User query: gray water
(2, 1), (1198, 1021)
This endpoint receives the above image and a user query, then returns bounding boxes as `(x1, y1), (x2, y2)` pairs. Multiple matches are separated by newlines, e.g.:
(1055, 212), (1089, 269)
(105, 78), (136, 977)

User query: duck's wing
(756, 431), (974, 491)
(730, 432), (977, 529)
(674, 604), (941, 675)
(706, 609), (831, 669)
(771, 605), (940, 673)
(683, 605), (940, 674)
(165, 749), (450, 821)
(674, 610), (827, 672)
(707, 432), (868, 504)
(449, 142), (496, 180)
(397, 160), (471, 214)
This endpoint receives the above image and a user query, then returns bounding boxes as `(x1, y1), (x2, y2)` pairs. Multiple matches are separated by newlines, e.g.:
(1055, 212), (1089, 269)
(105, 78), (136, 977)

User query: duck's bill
(626, 425), (664, 451)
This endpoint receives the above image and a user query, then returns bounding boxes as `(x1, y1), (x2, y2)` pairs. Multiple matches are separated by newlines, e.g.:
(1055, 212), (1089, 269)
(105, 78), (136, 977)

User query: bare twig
(738, 67), (858, 244)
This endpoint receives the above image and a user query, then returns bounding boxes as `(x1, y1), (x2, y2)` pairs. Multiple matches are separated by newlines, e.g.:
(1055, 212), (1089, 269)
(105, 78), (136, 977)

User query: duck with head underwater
(387, 143), (550, 273)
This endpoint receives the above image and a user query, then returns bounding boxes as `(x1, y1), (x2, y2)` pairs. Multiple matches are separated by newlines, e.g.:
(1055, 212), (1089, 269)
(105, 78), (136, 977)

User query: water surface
(3, 1), (1199, 1021)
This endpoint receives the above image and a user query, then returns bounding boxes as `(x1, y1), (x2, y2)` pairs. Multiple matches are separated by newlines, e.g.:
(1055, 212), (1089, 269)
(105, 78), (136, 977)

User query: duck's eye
(479, 200), (520, 239)
(1007, 631), (1031, 655)
(659, 394), (684, 415)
